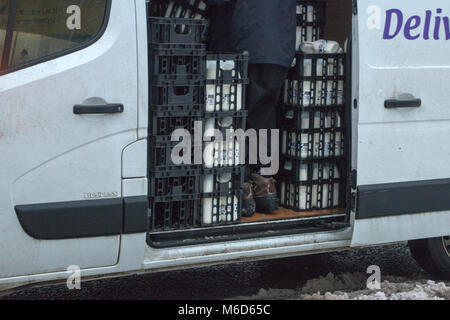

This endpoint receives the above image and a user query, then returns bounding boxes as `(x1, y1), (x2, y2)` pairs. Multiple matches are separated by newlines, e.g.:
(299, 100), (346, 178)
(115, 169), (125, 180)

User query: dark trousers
(246, 64), (289, 173)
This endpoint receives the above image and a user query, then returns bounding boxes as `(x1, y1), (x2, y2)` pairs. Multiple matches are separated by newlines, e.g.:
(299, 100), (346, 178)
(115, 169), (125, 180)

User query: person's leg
(246, 63), (289, 174)
(245, 63), (289, 213)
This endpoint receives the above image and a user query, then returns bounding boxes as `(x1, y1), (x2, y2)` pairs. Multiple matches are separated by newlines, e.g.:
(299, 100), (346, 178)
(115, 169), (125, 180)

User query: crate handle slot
(170, 23), (194, 42)
(169, 86), (194, 104)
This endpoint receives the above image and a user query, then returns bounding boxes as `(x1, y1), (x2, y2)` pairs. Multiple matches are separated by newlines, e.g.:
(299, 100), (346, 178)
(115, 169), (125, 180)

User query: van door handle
(73, 104), (124, 114)
(384, 95), (421, 109)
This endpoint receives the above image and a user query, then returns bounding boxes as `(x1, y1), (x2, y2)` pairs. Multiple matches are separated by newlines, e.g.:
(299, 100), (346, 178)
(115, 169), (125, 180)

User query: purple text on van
(383, 8), (450, 40)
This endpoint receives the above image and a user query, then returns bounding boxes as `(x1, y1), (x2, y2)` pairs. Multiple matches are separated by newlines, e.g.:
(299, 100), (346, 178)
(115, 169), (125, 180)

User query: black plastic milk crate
(148, 16), (208, 45)
(148, 138), (203, 172)
(203, 111), (248, 168)
(150, 78), (205, 106)
(277, 161), (345, 211)
(149, 0), (208, 19)
(150, 109), (204, 143)
(291, 53), (346, 78)
(150, 43), (206, 81)
(201, 166), (246, 194)
(149, 167), (245, 231)
(280, 127), (345, 160)
(150, 195), (202, 232)
(149, 166), (245, 201)
(149, 168), (202, 200)
(148, 0), (167, 17)
(149, 110), (247, 145)
(278, 175), (345, 212)
(279, 104), (344, 130)
(149, 103), (204, 113)
(204, 110), (248, 136)
(285, 53), (346, 107)
(200, 166), (245, 228)
(279, 156), (344, 183)
(205, 53), (249, 112)
(149, 189), (243, 232)
(295, 0), (327, 42)
(200, 189), (243, 227)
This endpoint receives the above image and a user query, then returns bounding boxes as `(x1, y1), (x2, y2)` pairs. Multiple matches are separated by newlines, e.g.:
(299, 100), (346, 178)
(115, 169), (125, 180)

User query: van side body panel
(0, 1), (139, 278)
(353, 0), (450, 245)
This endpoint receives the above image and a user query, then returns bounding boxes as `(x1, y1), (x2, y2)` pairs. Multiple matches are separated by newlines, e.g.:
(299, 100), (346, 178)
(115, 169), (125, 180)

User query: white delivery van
(0, 0), (449, 293)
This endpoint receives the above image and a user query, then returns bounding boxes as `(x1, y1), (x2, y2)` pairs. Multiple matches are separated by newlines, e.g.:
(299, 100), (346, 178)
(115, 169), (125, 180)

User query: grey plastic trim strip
(357, 179), (450, 219)
(15, 196), (148, 240)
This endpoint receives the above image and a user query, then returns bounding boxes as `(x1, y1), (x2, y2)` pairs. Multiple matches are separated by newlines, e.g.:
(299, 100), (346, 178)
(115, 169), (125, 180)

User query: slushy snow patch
(299, 273), (450, 300)
(300, 272), (368, 294)
(234, 273), (450, 300)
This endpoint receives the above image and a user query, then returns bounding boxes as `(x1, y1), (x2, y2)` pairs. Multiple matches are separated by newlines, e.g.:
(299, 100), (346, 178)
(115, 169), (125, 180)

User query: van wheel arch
(408, 236), (450, 280)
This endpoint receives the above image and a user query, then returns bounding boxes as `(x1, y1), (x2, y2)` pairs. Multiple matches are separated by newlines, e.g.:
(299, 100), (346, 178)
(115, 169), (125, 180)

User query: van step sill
(147, 213), (347, 248)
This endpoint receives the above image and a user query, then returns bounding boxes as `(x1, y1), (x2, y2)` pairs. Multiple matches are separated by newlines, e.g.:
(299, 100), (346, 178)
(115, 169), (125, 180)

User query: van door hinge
(351, 192), (357, 212)
(349, 169), (357, 189)
(349, 170), (358, 211)
(352, 0), (358, 15)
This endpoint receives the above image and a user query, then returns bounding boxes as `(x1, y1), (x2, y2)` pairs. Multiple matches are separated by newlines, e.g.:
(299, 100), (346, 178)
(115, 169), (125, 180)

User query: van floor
(242, 207), (345, 223)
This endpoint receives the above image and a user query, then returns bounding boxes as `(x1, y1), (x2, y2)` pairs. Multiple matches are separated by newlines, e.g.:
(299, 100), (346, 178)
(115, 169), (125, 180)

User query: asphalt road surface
(1, 244), (434, 300)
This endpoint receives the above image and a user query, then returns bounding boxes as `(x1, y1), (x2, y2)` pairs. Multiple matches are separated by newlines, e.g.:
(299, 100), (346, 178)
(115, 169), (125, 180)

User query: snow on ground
(235, 273), (450, 300)
(299, 273), (450, 300)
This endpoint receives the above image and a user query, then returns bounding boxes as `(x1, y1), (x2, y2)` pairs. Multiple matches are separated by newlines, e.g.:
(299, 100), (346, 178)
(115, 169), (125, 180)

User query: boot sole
(254, 194), (279, 214)
(242, 198), (256, 218)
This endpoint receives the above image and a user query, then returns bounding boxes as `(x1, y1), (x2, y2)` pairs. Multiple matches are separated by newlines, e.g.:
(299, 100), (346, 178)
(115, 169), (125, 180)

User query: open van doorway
(146, 0), (355, 248)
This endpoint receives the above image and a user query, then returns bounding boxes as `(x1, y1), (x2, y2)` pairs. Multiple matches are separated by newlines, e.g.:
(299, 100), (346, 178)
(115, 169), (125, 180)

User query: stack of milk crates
(277, 0), (347, 212)
(147, 0), (249, 233)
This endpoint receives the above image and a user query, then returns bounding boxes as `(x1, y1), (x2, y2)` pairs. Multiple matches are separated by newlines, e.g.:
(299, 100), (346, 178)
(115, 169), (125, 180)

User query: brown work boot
(242, 182), (256, 217)
(250, 173), (279, 214)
